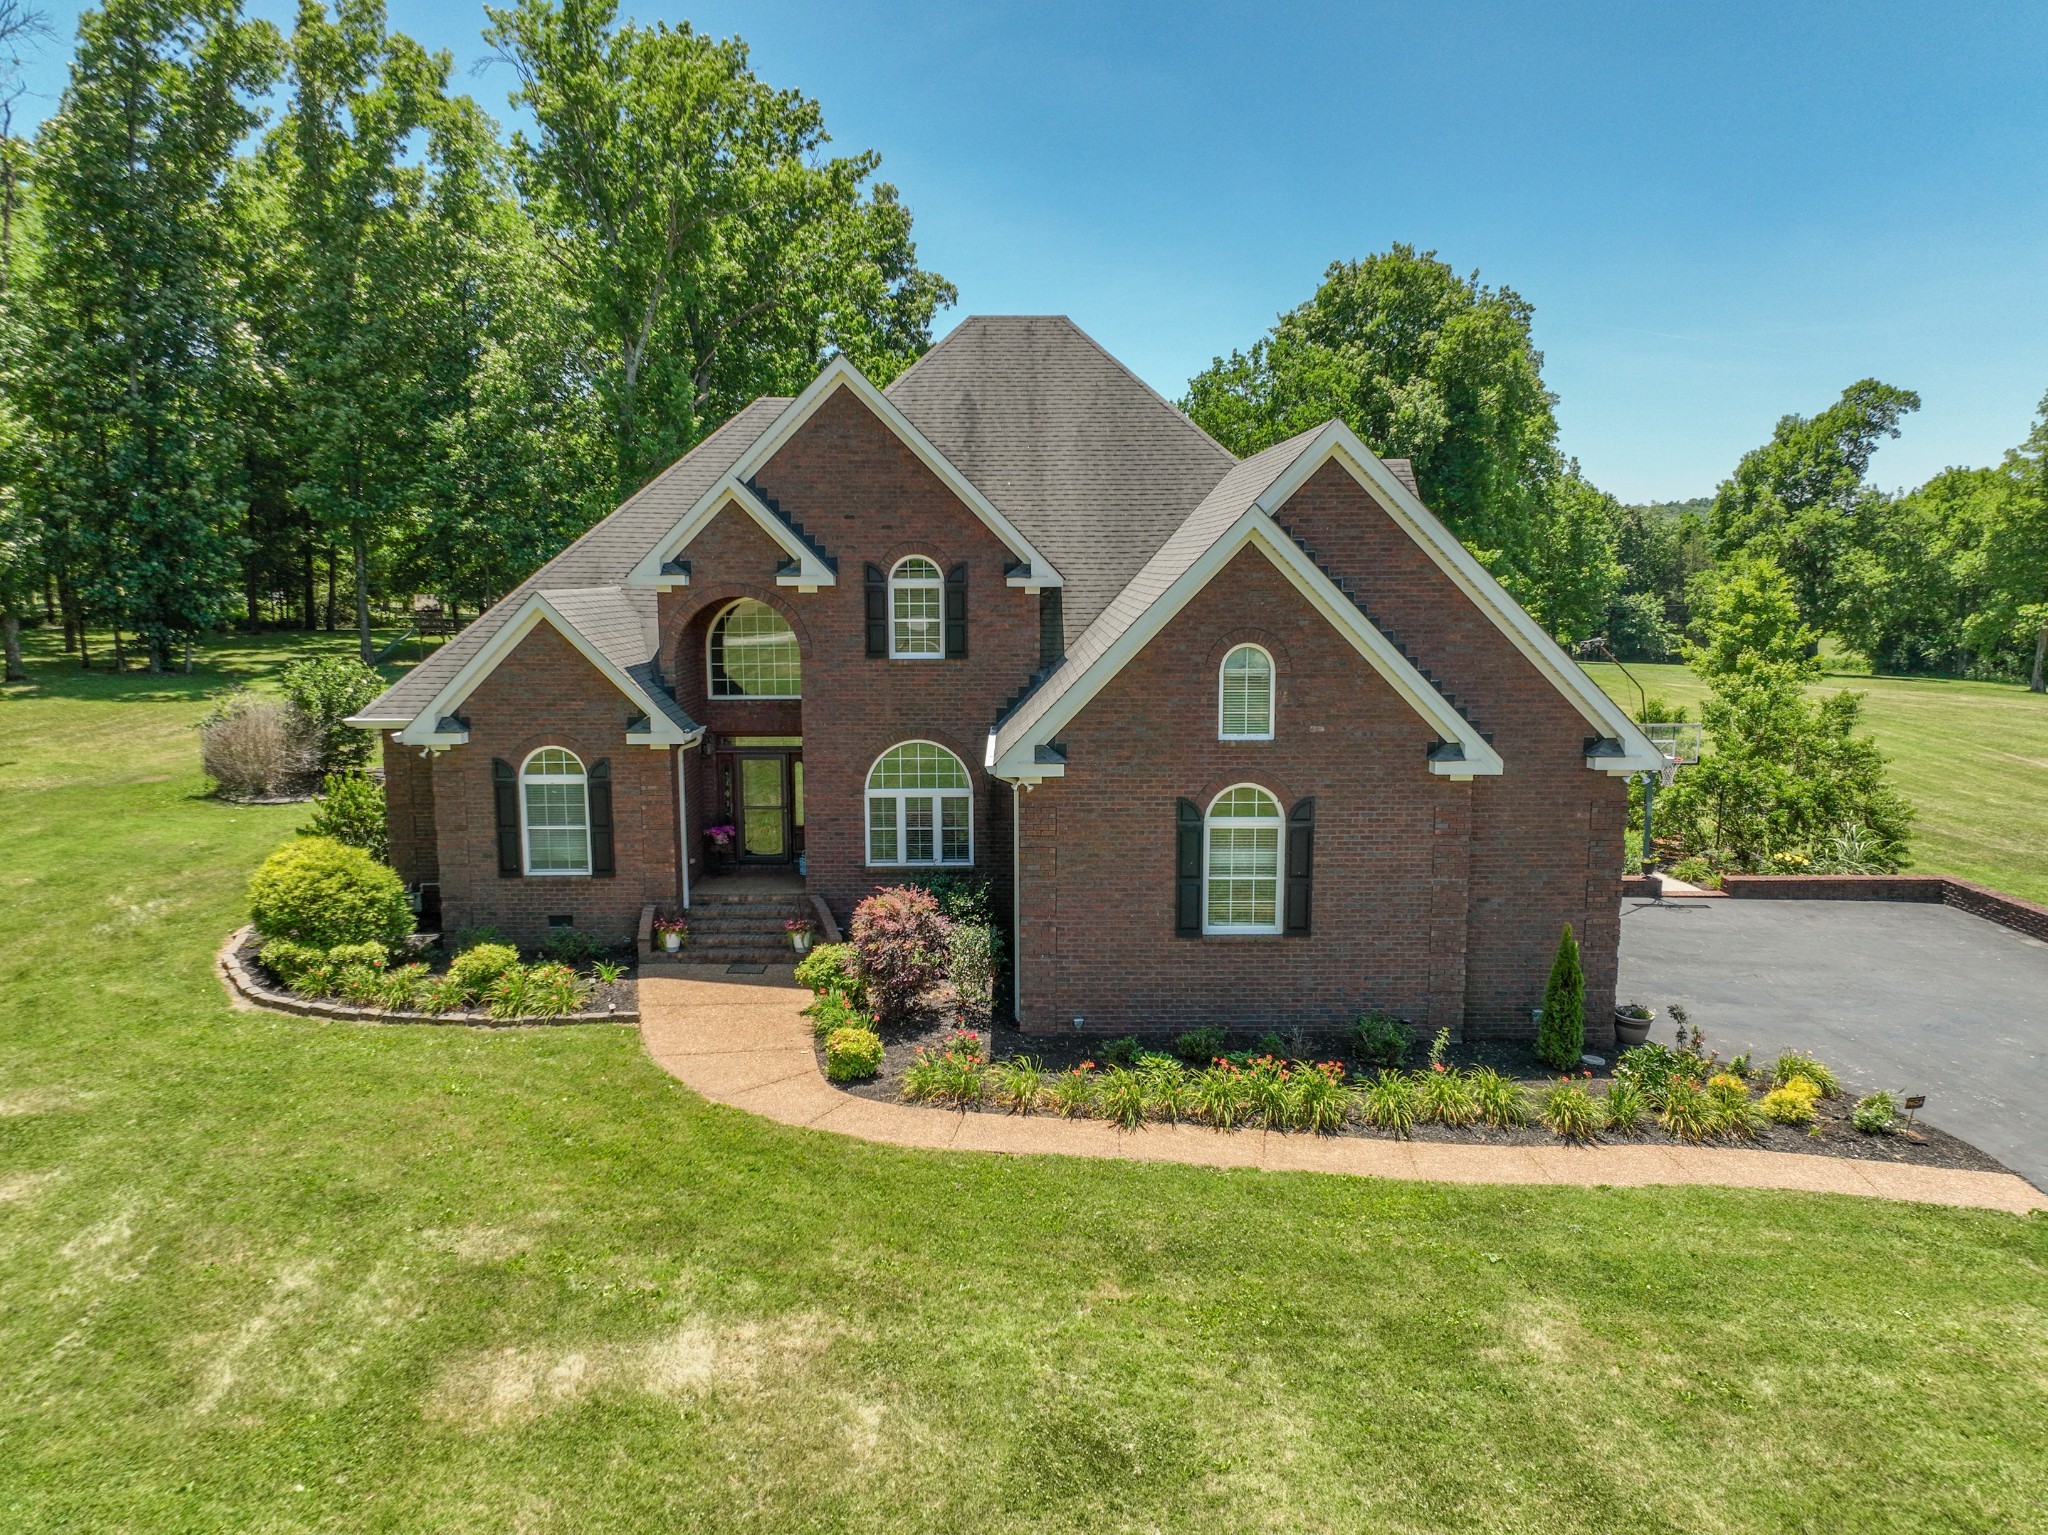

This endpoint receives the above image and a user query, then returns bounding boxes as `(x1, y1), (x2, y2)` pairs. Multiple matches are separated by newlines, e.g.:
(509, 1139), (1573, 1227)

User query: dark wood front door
(725, 749), (803, 864)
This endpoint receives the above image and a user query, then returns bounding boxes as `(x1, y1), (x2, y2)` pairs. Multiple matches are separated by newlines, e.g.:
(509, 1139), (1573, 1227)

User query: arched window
(521, 747), (590, 875)
(888, 557), (944, 658)
(866, 741), (971, 866)
(1205, 784), (1282, 933)
(708, 599), (800, 698)
(1219, 644), (1274, 740)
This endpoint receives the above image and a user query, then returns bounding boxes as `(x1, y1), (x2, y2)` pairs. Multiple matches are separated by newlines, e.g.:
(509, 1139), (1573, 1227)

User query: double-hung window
(889, 557), (944, 658)
(521, 747), (590, 875)
(866, 741), (971, 865)
(1204, 784), (1282, 933)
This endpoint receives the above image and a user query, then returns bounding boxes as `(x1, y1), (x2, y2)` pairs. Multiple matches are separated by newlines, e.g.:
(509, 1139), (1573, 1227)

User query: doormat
(725, 963), (767, 975)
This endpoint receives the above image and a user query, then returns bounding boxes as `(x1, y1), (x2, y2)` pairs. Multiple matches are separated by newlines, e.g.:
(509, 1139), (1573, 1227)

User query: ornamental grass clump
(990, 1057), (1047, 1114)
(1417, 1034), (1480, 1126)
(1601, 1079), (1648, 1134)
(374, 963), (430, 1011)
(1048, 1064), (1098, 1118)
(1358, 1071), (1420, 1137)
(1657, 1078), (1721, 1142)
(248, 835), (412, 951)
(1138, 1057), (1192, 1123)
(824, 1027), (884, 1082)
(415, 974), (470, 1016)
(1190, 1062), (1246, 1128)
(1098, 1067), (1148, 1131)
(850, 886), (951, 1023)
(1244, 1057), (1294, 1130)
(524, 962), (590, 1016)
(1539, 1079), (1604, 1143)
(1467, 1067), (1530, 1129)
(1290, 1061), (1351, 1134)
(1771, 1051), (1841, 1099)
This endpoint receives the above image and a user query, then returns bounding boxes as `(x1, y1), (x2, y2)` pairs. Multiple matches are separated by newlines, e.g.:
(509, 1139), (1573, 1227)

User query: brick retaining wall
(1713, 874), (2048, 943)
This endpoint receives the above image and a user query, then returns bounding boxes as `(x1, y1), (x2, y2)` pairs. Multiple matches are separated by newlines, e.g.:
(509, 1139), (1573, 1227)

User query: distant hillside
(1628, 496), (1713, 521)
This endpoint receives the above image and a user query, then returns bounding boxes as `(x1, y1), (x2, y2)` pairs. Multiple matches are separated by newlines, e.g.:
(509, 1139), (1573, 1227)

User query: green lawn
(1585, 661), (2048, 906)
(3, 629), (2046, 1532)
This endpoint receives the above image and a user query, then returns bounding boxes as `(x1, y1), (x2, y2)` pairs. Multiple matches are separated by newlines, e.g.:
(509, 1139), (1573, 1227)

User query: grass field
(3, 629), (2046, 1532)
(1585, 661), (2048, 906)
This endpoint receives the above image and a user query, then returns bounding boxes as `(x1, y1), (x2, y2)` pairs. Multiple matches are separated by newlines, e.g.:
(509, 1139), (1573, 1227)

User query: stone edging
(217, 927), (637, 1027)
(634, 975), (2048, 1217)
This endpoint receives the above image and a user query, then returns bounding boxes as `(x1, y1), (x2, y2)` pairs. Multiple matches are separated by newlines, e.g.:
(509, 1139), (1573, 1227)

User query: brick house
(352, 317), (1661, 1043)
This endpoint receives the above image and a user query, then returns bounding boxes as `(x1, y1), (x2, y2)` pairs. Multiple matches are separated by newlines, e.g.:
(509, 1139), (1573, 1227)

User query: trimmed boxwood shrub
(248, 836), (411, 951)
(448, 942), (521, 1000)
(824, 1026), (884, 1081)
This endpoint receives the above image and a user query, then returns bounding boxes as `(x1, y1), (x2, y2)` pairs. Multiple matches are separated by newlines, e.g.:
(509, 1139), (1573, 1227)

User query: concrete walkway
(636, 974), (2047, 1217)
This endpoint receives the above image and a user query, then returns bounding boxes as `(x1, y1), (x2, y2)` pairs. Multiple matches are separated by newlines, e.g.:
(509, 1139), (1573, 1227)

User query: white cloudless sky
(13, 0), (2046, 501)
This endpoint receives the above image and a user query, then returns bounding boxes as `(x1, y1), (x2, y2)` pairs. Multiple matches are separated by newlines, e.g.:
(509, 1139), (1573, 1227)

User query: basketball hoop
(1643, 721), (1701, 768)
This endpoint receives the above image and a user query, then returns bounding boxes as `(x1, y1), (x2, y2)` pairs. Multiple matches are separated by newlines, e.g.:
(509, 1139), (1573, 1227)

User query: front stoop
(639, 889), (838, 970)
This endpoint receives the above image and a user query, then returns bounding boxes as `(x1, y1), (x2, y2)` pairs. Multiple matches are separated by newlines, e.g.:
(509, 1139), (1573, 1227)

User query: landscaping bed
(812, 1003), (2006, 1175)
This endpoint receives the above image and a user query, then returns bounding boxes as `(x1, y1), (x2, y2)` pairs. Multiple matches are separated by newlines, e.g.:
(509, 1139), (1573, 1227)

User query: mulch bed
(814, 997), (2007, 1175)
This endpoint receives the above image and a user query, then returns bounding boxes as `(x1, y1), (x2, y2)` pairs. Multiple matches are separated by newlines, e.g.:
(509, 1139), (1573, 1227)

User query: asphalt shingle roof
(539, 586), (698, 734)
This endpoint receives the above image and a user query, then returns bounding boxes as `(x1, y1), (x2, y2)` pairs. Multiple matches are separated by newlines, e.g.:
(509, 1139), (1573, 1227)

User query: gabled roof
(988, 427), (1504, 783)
(887, 316), (1237, 639)
(372, 587), (697, 749)
(353, 399), (787, 729)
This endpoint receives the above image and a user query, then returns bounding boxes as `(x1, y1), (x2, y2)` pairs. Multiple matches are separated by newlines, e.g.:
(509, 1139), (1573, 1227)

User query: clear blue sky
(13, 1), (2047, 502)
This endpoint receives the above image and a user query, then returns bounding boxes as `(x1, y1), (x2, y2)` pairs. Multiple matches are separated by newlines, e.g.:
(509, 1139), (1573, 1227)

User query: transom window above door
(889, 557), (944, 658)
(866, 741), (971, 866)
(708, 599), (800, 698)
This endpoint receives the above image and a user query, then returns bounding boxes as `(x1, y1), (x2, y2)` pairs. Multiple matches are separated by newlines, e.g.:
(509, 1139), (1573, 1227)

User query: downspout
(1011, 780), (1023, 1024)
(677, 743), (693, 910)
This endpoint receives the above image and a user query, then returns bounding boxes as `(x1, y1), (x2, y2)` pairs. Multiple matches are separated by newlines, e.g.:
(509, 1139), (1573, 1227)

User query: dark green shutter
(1175, 797), (1202, 936)
(492, 759), (520, 877)
(588, 759), (615, 877)
(1037, 587), (1064, 669)
(1285, 797), (1315, 935)
(865, 564), (887, 656)
(944, 564), (968, 658)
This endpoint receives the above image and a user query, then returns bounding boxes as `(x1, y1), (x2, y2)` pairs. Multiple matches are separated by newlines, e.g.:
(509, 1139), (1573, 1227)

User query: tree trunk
(2032, 624), (2046, 694)
(301, 527), (315, 631)
(2, 613), (23, 683)
(183, 638), (193, 674)
(112, 626), (126, 673)
(352, 528), (374, 665)
(323, 548), (336, 631)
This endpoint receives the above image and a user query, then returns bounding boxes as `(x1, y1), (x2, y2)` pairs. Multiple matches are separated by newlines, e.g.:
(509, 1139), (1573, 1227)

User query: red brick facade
(389, 383), (1628, 1042)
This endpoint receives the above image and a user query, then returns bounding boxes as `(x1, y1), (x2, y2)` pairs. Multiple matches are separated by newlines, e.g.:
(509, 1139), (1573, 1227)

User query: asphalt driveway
(1618, 897), (2048, 1191)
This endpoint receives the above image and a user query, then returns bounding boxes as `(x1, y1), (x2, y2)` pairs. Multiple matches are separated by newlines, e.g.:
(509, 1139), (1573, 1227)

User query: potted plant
(703, 824), (736, 854)
(1614, 1001), (1654, 1048)
(654, 915), (689, 954)
(784, 916), (816, 955)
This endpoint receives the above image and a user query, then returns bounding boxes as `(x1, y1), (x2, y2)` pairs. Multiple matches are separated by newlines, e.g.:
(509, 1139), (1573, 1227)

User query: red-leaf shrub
(850, 885), (951, 1022)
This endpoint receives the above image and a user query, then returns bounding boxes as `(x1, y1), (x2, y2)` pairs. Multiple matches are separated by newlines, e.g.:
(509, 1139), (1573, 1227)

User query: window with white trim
(1205, 784), (1282, 933)
(889, 557), (944, 658)
(866, 741), (971, 865)
(522, 747), (590, 875)
(708, 599), (800, 697)
(1219, 644), (1274, 739)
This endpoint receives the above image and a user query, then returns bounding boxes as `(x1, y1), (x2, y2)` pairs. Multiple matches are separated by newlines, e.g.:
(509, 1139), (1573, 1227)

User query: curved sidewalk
(636, 974), (2047, 1217)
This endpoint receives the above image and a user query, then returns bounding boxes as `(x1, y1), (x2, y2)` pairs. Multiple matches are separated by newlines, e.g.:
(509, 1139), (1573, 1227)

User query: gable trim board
(630, 355), (1064, 596)
(987, 510), (1504, 784)
(361, 591), (700, 750)
(1255, 422), (1664, 777)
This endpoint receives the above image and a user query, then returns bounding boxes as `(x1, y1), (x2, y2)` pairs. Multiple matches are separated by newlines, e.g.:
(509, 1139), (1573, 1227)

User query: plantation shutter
(1285, 797), (1315, 935)
(588, 759), (615, 877)
(1175, 797), (1202, 937)
(944, 563), (968, 658)
(492, 759), (520, 877)
(864, 564), (887, 656)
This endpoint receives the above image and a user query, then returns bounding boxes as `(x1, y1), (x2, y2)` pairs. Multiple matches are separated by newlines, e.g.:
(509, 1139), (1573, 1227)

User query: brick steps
(675, 891), (813, 966)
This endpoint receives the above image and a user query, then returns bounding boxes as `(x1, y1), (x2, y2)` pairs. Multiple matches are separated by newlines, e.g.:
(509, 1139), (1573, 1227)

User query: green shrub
(1418, 1066), (1480, 1127)
(1099, 1067), (1147, 1131)
(1535, 924), (1586, 1070)
(1190, 1063), (1245, 1128)
(1351, 1010), (1410, 1070)
(990, 1057), (1047, 1114)
(1669, 855), (1719, 888)
(540, 926), (608, 968)
(1657, 1079), (1720, 1142)
(1851, 1091), (1900, 1135)
(1048, 1065), (1098, 1119)
(1254, 1031), (1287, 1057)
(1102, 1035), (1143, 1067)
(1771, 1051), (1841, 1098)
(1291, 1062), (1351, 1134)
(1602, 1080), (1648, 1134)
(524, 962), (590, 1016)
(1358, 1071), (1420, 1136)
(248, 836), (412, 951)
(278, 654), (382, 773)
(1760, 1084), (1819, 1125)
(256, 937), (325, 991)
(448, 942), (520, 1000)
(325, 940), (390, 973)
(1173, 1026), (1227, 1064)
(804, 989), (870, 1041)
(1613, 1043), (1709, 1107)
(1539, 1080), (1604, 1142)
(900, 871), (997, 927)
(794, 941), (860, 999)
(300, 773), (387, 862)
(1468, 1067), (1530, 1129)
(850, 886), (950, 1023)
(947, 923), (998, 1015)
(824, 1027), (884, 1082)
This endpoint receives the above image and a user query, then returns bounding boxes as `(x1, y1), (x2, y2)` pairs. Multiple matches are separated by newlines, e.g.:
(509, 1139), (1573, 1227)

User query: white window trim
(1218, 643), (1276, 742)
(864, 740), (974, 867)
(706, 597), (803, 700)
(1202, 782), (1283, 936)
(888, 556), (946, 661)
(520, 747), (592, 878)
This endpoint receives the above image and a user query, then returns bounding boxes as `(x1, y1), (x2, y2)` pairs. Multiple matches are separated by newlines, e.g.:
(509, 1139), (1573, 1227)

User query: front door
(729, 750), (804, 864)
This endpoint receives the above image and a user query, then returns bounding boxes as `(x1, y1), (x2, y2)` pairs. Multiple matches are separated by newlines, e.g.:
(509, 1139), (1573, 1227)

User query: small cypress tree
(1536, 923), (1586, 1070)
